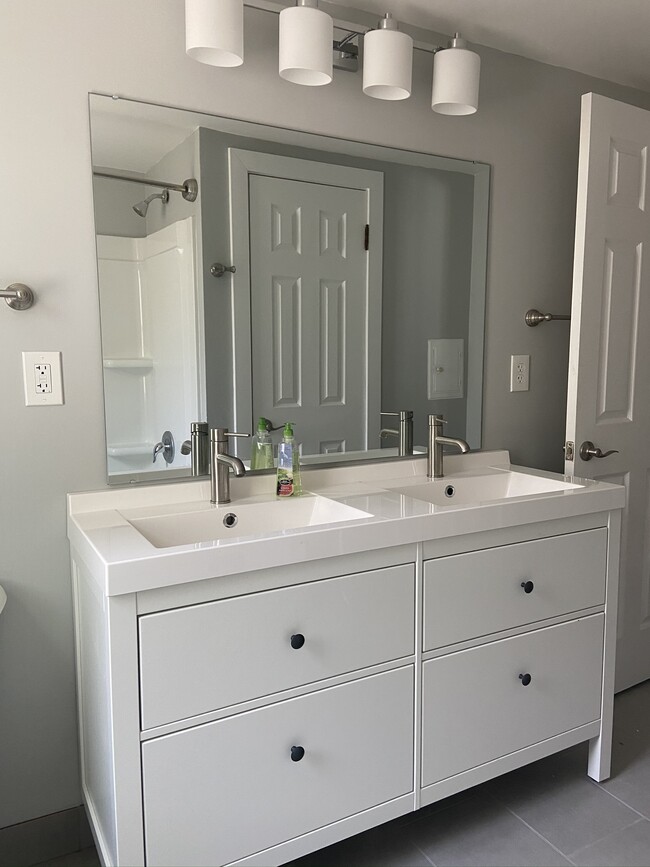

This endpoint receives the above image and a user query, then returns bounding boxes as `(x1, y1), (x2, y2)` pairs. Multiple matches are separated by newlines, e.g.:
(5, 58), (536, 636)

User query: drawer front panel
(423, 529), (607, 651)
(139, 564), (414, 729)
(142, 666), (414, 867)
(421, 614), (603, 786)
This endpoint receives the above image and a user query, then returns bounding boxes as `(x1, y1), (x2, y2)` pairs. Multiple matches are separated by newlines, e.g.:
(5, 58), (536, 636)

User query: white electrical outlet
(22, 351), (64, 405)
(510, 354), (530, 392)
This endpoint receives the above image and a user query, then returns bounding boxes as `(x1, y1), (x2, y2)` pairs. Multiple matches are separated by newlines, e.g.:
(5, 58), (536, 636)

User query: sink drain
(444, 485), (456, 498)
(223, 512), (238, 529)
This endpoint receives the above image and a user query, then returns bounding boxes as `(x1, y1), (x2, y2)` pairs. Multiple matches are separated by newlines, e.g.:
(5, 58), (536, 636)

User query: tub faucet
(427, 414), (470, 479)
(210, 427), (249, 505)
(380, 410), (414, 456)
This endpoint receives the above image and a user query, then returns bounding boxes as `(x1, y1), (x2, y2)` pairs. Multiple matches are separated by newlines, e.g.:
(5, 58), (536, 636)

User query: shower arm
(93, 169), (198, 202)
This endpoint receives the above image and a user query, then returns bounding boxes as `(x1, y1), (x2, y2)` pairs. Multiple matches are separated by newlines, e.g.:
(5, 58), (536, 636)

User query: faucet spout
(217, 453), (246, 476)
(427, 414), (470, 479)
(435, 435), (470, 454)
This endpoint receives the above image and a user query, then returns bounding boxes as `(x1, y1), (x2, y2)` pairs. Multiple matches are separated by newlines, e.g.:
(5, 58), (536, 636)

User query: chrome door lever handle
(579, 441), (619, 461)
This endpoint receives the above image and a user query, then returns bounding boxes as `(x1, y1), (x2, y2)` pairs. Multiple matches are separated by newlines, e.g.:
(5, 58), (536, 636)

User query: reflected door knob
(579, 441), (619, 461)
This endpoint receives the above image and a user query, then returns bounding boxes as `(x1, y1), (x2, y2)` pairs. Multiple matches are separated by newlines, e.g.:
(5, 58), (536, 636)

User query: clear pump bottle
(276, 422), (302, 497)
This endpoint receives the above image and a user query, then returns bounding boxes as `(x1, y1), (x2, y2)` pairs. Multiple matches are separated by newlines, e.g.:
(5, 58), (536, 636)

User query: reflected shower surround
(183, 0), (480, 113)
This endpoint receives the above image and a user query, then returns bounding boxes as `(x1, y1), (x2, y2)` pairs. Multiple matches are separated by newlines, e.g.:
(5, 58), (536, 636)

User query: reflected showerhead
(133, 188), (169, 217)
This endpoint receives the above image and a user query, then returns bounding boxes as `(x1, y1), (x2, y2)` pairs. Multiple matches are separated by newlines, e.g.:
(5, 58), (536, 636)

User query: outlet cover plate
(22, 351), (64, 405)
(510, 354), (530, 392)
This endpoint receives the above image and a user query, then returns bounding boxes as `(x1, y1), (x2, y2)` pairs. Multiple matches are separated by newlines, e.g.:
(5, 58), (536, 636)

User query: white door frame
(228, 148), (384, 444)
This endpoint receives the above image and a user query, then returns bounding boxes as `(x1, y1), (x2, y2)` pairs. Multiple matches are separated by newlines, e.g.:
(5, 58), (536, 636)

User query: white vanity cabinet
(68, 460), (622, 867)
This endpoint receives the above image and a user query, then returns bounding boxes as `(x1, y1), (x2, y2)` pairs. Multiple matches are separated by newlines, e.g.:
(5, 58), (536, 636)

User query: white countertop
(67, 451), (625, 597)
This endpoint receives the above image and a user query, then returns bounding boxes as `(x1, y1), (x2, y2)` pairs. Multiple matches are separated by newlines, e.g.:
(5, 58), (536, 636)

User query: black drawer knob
(519, 672), (532, 686)
(290, 633), (305, 650)
(290, 745), (305, 762)
(521, 580), (534, 594)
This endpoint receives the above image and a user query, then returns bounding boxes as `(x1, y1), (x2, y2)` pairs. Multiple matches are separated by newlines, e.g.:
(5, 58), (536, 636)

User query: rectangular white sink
(385, 469), (582, 507)
(123, 494), (372, 548)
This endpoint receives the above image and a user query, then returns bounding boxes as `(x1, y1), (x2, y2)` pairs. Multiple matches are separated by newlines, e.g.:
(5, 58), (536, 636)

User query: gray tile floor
(33, 680), (650, 867)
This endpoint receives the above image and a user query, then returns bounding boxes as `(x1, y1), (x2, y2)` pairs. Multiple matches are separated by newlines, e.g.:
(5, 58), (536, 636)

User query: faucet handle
(428, 413), (448, 424)
(381, 410), (413, 419)
(210, 427), (251, 441)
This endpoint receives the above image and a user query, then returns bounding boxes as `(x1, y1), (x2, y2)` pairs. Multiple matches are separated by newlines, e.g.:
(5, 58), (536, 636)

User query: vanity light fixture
(431, 33), (480, 115)
(183, 1), (481, 113)
(362, 13), (413, 101)
(279, 0), (333, 86)
(185, 0), (244, 67)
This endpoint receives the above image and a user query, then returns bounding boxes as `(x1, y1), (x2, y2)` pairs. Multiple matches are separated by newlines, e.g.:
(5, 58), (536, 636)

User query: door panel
(249, 174), (371, 455)
(566, 93), (650, 690)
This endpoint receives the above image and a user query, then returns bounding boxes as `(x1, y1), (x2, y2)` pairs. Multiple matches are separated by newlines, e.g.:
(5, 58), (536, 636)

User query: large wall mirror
(89, 94), (489, 484)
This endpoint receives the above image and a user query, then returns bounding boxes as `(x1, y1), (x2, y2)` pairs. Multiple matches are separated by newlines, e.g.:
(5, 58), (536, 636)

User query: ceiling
(330, 0), (650, 94)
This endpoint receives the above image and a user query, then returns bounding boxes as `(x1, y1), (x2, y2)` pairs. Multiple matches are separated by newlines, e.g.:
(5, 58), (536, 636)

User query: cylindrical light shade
(432, 38), (480, 115)
(363, 16), (413, 100)
(279, 1), (333, 86)
(185, 0), (244, 67)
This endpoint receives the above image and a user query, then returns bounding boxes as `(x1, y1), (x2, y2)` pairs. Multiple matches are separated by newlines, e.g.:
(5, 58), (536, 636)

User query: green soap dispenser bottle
(276, 422), (302, 497)
(250, 417), (274, 470)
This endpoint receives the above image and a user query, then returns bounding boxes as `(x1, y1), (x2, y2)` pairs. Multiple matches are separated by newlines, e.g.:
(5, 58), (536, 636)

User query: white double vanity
(67, 451), (624, 867)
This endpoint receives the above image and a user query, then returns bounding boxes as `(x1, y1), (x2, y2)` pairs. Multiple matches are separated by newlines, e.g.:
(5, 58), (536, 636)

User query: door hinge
(563, 440), (575, 461)
(364, 223), (369, 251)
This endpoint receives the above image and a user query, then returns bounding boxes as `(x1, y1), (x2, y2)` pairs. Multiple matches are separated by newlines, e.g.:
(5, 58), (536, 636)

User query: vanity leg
(587, 732), (612, 782)
(588, 510), (621, 784)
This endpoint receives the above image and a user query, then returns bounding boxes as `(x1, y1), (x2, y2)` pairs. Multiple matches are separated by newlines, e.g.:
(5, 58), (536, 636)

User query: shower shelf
(103, 357), (153, 371)
(107, 442), (155, 457)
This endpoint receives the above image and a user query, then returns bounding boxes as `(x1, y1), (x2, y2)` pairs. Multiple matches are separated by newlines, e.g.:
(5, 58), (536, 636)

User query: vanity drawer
(423, 529), (606, 650)
(142, 666), (414, 867)
(421, 614), (603, 786)
(139, 564), (414, 730)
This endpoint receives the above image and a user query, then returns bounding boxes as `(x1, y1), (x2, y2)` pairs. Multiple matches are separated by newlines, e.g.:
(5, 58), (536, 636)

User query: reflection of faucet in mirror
(210, 427), (250, 505)
(181, 422), (210, 476)
(153, 431), (175, 465)
(427, 414), (470, 479)
(380, 411), (414, 456)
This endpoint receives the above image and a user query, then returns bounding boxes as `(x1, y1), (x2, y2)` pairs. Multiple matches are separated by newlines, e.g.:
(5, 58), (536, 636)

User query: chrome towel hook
(1, 283), (34, 310)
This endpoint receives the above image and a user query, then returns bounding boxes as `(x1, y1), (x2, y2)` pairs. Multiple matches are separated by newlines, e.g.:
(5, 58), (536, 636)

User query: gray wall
(2, 0), (650, 831)
(92, 177), (146, 237)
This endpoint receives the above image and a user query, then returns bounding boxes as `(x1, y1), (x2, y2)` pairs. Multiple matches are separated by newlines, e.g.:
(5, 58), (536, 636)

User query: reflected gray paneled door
(249, 174), (371, 455)
(566, 93), (650, 691)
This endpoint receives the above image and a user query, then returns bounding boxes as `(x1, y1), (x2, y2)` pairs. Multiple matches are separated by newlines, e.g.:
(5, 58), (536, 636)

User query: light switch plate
(22, 351), (64, 405)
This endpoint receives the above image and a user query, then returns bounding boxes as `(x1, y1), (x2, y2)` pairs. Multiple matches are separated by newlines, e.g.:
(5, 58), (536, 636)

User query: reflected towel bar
(525, 308), (570, 327)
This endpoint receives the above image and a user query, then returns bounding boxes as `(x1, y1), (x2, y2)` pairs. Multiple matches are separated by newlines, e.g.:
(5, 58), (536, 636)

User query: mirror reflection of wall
(90, 95), (489, 483)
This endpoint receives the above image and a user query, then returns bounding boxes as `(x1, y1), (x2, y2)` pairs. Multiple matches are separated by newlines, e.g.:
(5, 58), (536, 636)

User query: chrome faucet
(181, 421), (210, 476)
(427, 414), (470, 479)
(380, 410), (414, 456)
(210, 427), (249, 505)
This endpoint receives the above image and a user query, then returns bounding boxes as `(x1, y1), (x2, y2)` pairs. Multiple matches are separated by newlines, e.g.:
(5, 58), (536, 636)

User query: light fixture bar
(243, 0), (448, 54)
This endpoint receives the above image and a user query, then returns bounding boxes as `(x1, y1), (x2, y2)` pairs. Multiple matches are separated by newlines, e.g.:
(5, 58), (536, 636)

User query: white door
(229, 150), (383, 457)
(249, 174), (371, 455)
(566, 93), (650, 691)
